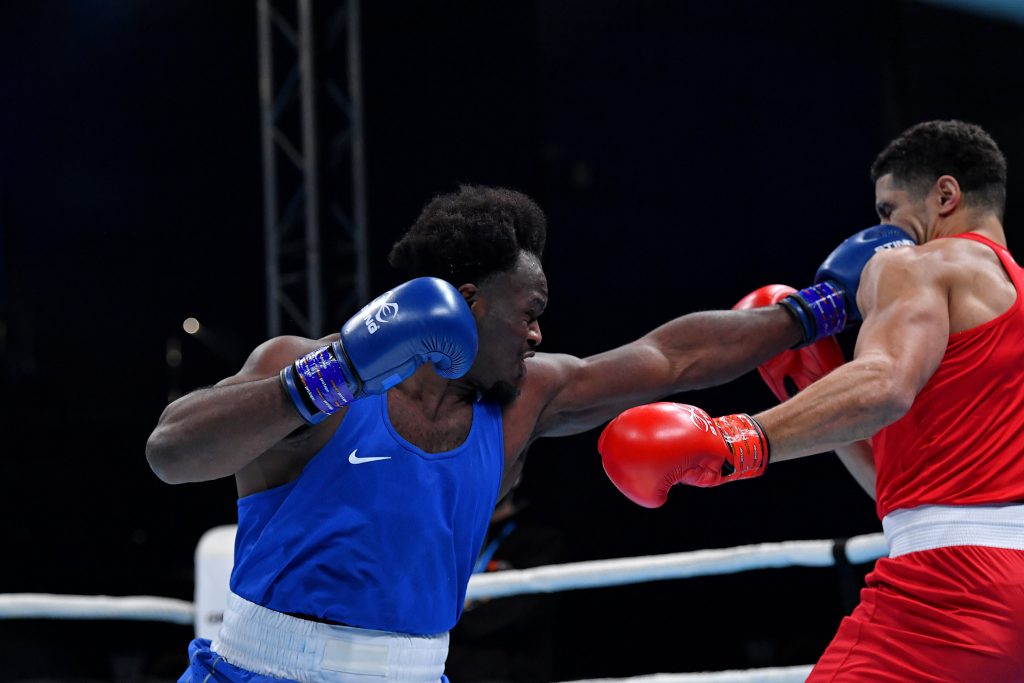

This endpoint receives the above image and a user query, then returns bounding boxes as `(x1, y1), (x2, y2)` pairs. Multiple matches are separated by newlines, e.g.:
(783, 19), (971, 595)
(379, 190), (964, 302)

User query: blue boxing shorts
(180, 638), (279, 682)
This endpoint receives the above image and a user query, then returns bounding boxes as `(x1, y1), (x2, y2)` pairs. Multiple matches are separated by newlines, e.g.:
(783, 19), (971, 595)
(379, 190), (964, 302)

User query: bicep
(214, 335), (315, 388)
(854, 253), (950, 397)
(530, 341), (677, 438)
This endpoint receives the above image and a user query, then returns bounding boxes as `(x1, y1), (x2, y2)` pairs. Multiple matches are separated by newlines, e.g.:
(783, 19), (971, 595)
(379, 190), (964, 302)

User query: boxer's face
(466, 252), (547, 405)
(874, 173), (931, 243)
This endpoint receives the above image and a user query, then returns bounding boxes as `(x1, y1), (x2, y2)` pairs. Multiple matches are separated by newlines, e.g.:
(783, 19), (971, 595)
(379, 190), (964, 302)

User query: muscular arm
(754, 249), (949, 461)
(145, 336), (313, 484)
(530, 305), (801, 438)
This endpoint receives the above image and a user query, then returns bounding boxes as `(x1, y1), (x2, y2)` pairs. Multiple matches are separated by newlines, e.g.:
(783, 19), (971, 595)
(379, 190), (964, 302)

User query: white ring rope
(465, 532), (886, 600)
(0, 593), (194, 624)
(0, 532), (886, 622)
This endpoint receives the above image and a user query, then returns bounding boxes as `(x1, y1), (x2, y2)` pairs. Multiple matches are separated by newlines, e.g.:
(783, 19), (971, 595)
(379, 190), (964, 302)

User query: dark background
(1, 1), (1021, 680)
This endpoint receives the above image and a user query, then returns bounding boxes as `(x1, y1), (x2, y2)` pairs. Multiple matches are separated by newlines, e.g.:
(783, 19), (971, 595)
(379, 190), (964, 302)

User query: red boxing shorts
(808, 544), (1024, 682)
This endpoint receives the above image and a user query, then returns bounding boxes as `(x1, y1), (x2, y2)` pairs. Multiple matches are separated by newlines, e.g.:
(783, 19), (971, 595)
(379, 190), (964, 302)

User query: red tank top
(874, 233), (1024, 519)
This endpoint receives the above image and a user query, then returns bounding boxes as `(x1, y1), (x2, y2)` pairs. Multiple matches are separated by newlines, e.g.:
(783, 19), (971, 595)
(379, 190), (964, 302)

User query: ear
(934, 175), (962, 217)
(458, 283), (481, 311)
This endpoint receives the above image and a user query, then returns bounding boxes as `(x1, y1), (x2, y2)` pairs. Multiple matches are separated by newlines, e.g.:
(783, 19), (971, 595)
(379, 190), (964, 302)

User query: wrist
(780, 281), (847, 347)
(713, 413), (770, 481)
(280, 343), (361, 424)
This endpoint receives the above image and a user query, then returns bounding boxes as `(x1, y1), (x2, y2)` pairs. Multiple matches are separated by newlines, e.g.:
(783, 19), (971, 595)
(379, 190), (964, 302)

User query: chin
(480, 380), (521, 406)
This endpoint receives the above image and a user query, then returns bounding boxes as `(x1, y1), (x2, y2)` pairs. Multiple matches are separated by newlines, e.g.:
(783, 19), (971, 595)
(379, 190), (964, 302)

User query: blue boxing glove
(781, 225), (916, 346)
(280, 277), (478, 424)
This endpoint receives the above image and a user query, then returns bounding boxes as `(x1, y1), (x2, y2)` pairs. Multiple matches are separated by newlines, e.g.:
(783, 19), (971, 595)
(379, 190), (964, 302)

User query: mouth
(516, 351), (535, 381)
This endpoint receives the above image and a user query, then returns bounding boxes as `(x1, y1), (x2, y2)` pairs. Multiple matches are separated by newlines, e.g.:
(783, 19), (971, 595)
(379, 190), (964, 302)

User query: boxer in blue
(146, 185), (909, 682)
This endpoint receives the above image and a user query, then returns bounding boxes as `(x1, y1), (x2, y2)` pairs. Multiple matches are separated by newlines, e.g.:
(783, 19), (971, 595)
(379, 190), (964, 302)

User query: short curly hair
(870, 120), (1007, 218)
(388, 185), (547, 285)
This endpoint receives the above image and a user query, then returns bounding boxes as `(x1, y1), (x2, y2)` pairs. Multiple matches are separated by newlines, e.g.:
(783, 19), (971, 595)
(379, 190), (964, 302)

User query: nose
(527, 320), (542, 349)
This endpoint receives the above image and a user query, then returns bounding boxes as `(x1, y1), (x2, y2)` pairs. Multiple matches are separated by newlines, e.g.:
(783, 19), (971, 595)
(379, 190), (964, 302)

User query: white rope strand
(0, 593), (194, 624)
(466, 532), (886, 600)
(844, 532), (889, 564)
(0, 532), (886, 620)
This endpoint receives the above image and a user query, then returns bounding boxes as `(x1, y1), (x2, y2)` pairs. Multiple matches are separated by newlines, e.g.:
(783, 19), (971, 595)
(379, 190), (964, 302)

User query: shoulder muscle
(854, 246), (950, 395)
(217, 335), (334, 388)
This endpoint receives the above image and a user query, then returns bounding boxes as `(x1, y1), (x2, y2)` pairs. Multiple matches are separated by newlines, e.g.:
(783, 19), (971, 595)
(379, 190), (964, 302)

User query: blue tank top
(229, 392), (504, 635)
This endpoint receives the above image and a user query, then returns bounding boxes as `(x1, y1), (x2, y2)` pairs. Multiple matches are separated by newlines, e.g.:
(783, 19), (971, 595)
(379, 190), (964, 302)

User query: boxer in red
(601, 120), (1024, 681)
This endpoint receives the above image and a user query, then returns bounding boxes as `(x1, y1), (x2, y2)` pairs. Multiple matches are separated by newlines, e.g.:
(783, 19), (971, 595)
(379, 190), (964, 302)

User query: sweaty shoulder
(859, 242), (939, 280)
(856, 245), (942, 318)
(908, 233), (1013, 275)
(500, 352), (584, 455)
(871, 239), (962, 278)
(931, 235), (1017, 333)
(858, 237), (1015, 333)
(231, 334), (344, 496)
(219, 334), (340, 387)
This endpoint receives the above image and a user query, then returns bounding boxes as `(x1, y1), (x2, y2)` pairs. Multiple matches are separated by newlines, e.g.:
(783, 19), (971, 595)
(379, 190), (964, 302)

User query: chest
(387, 395), (474, 454)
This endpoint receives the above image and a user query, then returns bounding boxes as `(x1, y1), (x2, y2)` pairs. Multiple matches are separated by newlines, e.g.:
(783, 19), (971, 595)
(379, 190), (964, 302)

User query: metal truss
(257, 0), (368, 339)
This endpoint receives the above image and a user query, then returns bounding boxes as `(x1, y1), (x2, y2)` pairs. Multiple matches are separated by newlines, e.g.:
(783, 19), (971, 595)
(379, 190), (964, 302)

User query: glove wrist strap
(780, 281), (847, 347)
(281, 344), (360, 424)
(713, 413), (770, 481)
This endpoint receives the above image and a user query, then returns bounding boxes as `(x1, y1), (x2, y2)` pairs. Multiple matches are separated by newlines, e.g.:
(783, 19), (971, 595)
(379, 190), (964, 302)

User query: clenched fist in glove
(598, 403), (769, 508)
(733, 284), (846, 401)
(780, 224), (915, 346)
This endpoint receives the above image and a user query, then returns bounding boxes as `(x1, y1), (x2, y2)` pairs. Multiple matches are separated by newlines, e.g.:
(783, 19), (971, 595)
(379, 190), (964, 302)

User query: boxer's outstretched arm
(529, 305), (801, 438)
(755, 248), (949, 461)
(145, 336), (315, 484)
(596, 250), (943, 504)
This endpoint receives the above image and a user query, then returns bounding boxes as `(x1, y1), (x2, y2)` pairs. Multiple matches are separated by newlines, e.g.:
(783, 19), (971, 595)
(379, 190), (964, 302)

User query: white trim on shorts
(882, 503), (1024, 558)
(211, 591), (449, 682)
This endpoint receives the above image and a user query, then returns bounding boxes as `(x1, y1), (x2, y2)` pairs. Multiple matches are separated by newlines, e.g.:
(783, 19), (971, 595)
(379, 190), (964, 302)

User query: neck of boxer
(395, 363), (477, 406)
(920, 176), (1004, 245)
(387, 365), (477, 453)
(938, 214), (1005, 245)
(926, 201), (1005, 245)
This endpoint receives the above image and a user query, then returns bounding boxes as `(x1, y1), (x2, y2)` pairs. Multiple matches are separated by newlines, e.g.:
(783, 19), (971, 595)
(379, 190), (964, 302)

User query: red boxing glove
(597, 403), (769, 508)
(733, 285), (846, 401)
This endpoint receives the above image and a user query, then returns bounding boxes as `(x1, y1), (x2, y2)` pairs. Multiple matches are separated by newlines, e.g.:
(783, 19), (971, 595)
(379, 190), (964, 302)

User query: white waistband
(212, 592), (449, 682)
(882, 504), (1024, 558)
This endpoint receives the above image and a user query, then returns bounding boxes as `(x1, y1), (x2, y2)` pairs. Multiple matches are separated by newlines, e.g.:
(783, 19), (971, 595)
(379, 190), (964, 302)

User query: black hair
(388, 185), (547, 285)
(870, 120), (1007, 218)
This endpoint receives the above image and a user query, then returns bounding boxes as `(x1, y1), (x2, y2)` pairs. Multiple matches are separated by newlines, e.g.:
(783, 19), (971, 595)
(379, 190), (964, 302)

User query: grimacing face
(874, 173), (933, 243)
(469, 252), (547, 405)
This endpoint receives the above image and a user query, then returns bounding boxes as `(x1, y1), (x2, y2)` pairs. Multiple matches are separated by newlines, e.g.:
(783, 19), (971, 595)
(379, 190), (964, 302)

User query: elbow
(857, 366), (916, 428)
(145, 431), (191, 485)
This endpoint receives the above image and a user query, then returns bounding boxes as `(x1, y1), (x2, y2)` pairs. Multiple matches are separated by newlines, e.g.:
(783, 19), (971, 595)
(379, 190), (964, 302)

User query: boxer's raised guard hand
(733, 285), (846, 401)
(598, 403), (769, 508)
(781, 224), (915, 346)
(281, 277), (478, 424)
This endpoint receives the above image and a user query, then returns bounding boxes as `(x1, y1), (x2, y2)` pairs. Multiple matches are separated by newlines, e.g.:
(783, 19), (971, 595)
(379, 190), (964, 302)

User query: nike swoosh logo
(348, 449), (392, 465)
